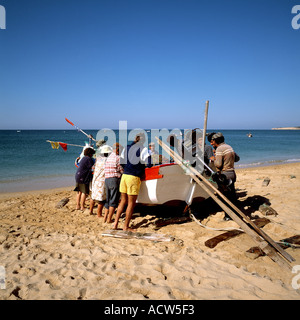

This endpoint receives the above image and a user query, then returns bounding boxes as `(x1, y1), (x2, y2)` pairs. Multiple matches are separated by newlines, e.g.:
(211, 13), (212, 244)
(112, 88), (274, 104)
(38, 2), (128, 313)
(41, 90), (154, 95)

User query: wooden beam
(205, 218), (270, 249)
(156, 137), (293, 270)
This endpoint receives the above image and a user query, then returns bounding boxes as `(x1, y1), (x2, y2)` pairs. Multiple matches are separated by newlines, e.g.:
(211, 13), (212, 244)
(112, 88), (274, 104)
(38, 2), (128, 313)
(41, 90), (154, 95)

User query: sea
(0, 129), (300, 193)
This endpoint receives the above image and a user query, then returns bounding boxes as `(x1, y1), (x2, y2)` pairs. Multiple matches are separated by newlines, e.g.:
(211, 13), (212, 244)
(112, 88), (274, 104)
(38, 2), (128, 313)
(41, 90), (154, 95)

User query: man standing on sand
(113, 132), (152, 231)
(210, 132), (239, 202)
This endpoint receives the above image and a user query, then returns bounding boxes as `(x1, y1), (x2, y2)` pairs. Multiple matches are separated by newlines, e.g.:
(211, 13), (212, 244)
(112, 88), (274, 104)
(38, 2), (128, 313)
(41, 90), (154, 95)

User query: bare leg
(97, 202), (104, 217)
(123, 195), (138, 231)
(80, 193), (87, 210)
(89, 199), (95, 215)
(106, 206), (116, 223)
(103, 207), (109, 221)
(76, 191), (82, 210)
(113, 193), (127, 230)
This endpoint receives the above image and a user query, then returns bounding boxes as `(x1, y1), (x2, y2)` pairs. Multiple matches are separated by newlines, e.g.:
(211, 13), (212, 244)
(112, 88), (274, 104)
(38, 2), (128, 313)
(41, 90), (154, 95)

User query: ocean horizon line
(0, 128), (278, 131)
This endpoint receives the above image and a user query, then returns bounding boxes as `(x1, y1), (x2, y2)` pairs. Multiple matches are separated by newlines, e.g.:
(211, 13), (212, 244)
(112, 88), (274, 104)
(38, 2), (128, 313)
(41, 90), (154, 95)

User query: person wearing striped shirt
(103, 143), (124, 223)
(210, 132), (239, 202)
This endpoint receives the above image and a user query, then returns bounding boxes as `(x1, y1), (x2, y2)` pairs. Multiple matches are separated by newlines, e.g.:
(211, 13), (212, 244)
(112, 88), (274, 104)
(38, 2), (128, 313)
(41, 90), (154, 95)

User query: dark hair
(214, 136), (224, 144)
(84, 147), (95, 157)
(212, 134), (225, 144)
(207, 132), (216, 143)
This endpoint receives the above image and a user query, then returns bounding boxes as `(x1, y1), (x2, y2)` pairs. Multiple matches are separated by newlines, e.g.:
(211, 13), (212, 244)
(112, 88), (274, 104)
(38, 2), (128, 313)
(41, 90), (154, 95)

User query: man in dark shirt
(113, 133), (152, 231)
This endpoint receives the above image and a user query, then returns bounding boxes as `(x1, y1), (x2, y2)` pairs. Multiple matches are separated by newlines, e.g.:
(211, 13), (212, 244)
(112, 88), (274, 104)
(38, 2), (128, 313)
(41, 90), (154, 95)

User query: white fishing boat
(137, 162), (211, 206)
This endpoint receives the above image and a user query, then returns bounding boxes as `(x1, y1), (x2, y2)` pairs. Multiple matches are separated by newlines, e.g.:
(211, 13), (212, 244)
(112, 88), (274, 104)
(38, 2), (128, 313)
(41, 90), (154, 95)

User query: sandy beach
(0, 163), (300, 300)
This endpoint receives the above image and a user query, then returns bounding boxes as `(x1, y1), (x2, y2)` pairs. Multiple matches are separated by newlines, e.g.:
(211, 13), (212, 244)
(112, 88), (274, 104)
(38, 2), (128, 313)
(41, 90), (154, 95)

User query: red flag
(59, 142), (68, 151)
(65, 118), (74, 126)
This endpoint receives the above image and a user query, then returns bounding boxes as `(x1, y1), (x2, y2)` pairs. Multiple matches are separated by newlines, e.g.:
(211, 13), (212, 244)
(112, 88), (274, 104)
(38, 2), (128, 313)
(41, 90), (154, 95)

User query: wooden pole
(202, 100), (209, 154)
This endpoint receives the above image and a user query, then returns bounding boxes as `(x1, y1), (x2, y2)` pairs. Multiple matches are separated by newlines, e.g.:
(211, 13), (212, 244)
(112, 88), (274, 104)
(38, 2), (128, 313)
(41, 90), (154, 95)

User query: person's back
(114, 133), (151, 231)
(122, 141), (151, 177)
(75, 155), (95, 184)
(210, 132), (238, 206)
(105, 151), (123, 178)
(214, 142), (236, 172)
(103, 143), (123, 222)
(74, 147), (95, 211)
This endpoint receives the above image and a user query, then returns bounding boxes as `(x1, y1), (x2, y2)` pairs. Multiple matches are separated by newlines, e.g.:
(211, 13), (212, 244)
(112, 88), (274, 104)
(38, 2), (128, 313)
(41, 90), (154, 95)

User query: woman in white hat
(89, 144), (112, 216)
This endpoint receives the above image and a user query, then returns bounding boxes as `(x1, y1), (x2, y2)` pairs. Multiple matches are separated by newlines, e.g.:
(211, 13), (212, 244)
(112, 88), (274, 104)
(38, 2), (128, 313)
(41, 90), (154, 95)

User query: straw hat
(99, 145), (112, 154)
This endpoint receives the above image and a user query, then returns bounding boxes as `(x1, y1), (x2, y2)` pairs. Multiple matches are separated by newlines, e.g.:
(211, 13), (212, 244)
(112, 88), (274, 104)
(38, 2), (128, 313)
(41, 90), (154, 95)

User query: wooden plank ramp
(156, 137), (295, 270)
(102, 230), (175, 242)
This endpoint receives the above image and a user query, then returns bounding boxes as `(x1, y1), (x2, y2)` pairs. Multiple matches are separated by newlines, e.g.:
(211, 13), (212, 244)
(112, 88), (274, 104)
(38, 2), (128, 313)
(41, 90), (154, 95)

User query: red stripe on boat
(142, 163), (176, 181)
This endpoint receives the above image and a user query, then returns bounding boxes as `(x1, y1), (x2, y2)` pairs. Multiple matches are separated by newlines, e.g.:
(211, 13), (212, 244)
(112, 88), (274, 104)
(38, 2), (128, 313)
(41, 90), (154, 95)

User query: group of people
(74, 132), (152, 231)
(74, 130), (240, 229)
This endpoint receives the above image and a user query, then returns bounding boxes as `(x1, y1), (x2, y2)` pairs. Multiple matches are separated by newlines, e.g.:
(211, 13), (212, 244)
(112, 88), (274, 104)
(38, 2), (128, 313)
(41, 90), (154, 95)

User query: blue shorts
(105, 177), (121, 208)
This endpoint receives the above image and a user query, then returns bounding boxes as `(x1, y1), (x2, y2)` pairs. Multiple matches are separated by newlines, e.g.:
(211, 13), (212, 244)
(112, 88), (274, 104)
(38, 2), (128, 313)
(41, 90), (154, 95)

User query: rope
(190, 213), (244, 232)
(276, 241), (300, 249)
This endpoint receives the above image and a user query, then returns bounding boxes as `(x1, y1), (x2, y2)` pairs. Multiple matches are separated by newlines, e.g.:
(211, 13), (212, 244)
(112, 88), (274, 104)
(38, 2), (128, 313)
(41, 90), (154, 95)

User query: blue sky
(0, 0), (300, 130)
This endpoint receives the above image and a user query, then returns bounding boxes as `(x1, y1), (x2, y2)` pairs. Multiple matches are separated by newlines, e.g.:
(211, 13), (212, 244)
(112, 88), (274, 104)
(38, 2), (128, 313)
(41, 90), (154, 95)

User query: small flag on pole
(59, 142), (68, 151)
(47, 140), (84, 150)
(50, 141), (59, 149)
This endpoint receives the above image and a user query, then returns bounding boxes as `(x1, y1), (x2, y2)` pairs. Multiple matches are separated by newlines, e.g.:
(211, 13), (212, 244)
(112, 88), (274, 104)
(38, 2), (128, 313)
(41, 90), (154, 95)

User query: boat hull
(137, 163), (212, 206)
(75, 148), (213, 207)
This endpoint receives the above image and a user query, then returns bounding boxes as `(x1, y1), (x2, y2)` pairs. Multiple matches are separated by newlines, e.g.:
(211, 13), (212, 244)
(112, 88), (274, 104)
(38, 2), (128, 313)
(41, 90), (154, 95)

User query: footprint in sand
(45, 278), (60, 290)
